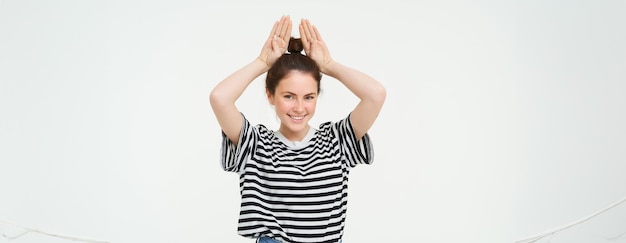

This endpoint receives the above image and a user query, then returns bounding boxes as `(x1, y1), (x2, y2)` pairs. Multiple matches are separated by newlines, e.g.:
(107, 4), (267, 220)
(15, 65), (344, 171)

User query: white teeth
(290, 115), (304, 120)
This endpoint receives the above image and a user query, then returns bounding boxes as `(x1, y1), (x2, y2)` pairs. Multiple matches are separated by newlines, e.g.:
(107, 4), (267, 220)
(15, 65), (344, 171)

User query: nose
(294, 99), (304, 112)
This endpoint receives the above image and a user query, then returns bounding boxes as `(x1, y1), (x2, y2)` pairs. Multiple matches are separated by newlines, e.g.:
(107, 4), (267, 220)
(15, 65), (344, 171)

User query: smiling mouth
(288, 115), (306, 120)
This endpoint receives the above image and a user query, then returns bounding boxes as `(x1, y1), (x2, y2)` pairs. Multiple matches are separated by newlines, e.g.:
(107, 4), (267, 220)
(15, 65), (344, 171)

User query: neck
(279, 125), (310, 142)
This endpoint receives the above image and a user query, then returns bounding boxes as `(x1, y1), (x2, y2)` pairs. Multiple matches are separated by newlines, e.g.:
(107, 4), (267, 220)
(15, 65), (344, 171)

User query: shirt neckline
(275, 127), (316, 149)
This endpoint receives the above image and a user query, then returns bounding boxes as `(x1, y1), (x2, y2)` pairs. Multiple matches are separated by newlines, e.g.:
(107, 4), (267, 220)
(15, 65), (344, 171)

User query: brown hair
(265, 37), (322, 95)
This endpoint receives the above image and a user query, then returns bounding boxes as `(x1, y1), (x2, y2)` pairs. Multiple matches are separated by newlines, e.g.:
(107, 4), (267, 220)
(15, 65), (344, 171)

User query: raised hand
(258, 15), (292, 67)
(299, 18), (333, 72)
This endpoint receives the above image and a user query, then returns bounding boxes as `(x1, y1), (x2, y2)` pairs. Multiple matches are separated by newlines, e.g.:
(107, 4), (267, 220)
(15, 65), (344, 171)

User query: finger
(271, 35), (279, 51)
(274, 17), (282, 36)
(308, 20), (321, 42)
(312, 25), (323, 42)
(277, 15), (290, 38)
(306, 19), (320, 41)
(303, 19), (313, 38)
(282, 20), (292, 43)
(302, 19), (314, 42)
(299, 23), (310, 50)
(269, 20), (279, 40)
(280, 15), (291, 36)
(272, 16), (284, 38)
(298, 19), (306, 39)
(272, 35), (286, 54)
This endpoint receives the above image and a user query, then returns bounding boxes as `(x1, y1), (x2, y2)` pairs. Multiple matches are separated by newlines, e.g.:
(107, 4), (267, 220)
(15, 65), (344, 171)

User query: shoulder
(317, 121), (335, 135)
(239, 115), (275, 140)
(318, 121), (333, 130)
(255, 123), (276, 141)
(317, 115), (351, 135)
(240, 114), (270, 134)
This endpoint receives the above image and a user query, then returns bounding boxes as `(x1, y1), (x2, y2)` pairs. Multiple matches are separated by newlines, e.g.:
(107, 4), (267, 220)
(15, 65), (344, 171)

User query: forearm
(210, 58), (269, 106)
(323, 61), (386, 104)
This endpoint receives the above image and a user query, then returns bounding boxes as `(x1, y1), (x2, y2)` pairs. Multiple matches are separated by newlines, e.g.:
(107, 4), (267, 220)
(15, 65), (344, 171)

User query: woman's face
(267, 70), (318, 139)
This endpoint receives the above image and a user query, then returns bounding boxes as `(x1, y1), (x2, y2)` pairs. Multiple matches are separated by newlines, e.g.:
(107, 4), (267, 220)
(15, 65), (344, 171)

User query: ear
(266, 89), (275, 105)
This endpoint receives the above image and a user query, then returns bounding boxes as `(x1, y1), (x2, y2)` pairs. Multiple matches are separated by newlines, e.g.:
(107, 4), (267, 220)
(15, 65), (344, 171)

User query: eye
(305, 95), (315, 100)
(283, 95), (293, 99)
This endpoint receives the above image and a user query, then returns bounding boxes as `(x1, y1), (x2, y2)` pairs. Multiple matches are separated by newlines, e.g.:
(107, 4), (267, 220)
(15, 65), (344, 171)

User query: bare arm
(209, 16), (292, 145)
(209, 59), (268, 145)
(299, 19), (386, 140)
(323, 61), (386, 140)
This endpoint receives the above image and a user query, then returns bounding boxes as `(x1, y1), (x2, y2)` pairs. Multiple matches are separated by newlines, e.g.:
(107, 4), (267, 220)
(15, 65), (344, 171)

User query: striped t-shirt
(220, 114), (374, 243)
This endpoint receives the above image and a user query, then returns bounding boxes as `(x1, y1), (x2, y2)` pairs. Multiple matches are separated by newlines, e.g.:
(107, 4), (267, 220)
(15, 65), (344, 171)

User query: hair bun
(288, 37), (303, 54)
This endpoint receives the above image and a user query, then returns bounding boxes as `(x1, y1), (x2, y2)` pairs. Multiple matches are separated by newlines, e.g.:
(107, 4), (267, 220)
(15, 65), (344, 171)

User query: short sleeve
(220, 114), (257, 173)
(333, 114), (374, 168)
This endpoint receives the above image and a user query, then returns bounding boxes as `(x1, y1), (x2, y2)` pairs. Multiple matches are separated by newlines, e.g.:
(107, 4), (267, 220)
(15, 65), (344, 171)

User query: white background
(1, 1), (625, 242)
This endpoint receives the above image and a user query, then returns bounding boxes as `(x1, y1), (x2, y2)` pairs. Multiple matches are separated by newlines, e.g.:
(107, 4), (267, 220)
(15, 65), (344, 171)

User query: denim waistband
(256, 236), (342, 243)
(257, 236), (281, 243)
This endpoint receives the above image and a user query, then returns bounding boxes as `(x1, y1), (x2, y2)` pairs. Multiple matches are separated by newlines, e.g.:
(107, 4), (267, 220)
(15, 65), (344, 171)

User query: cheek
(274, 100), (291, 112)
(306, 101), (317, 111)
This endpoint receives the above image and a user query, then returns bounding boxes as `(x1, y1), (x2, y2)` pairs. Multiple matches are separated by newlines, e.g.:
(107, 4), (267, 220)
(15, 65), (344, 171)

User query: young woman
(210, 15), (386, 243)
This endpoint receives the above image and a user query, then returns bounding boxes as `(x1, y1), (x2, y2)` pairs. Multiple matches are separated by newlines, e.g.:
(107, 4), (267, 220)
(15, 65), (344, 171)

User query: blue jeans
(257, 236), (342, 243)
(257, 237), (281, 243)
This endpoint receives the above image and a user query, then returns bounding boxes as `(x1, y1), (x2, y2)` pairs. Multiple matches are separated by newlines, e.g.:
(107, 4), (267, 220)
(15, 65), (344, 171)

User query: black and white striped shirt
(220, 114), (374, 243)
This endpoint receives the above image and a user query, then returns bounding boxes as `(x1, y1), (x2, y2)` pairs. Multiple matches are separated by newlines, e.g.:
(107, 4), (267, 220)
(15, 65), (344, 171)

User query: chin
(281, 120), (307, 131)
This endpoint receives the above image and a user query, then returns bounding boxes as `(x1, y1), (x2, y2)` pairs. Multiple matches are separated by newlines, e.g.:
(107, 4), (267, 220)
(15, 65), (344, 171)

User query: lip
(288, 114), (306, 122)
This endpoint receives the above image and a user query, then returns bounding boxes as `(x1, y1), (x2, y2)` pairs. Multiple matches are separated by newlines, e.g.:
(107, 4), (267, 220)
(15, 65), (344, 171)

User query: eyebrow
(280, 91), (317, 96)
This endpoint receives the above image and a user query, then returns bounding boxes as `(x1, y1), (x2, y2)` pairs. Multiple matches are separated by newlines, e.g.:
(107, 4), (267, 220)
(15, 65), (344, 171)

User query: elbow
(361, 84), (386, 111)
(209, 89), (227, 108)
(209, 90), (218, 106)
(373, 84), (387, 106)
